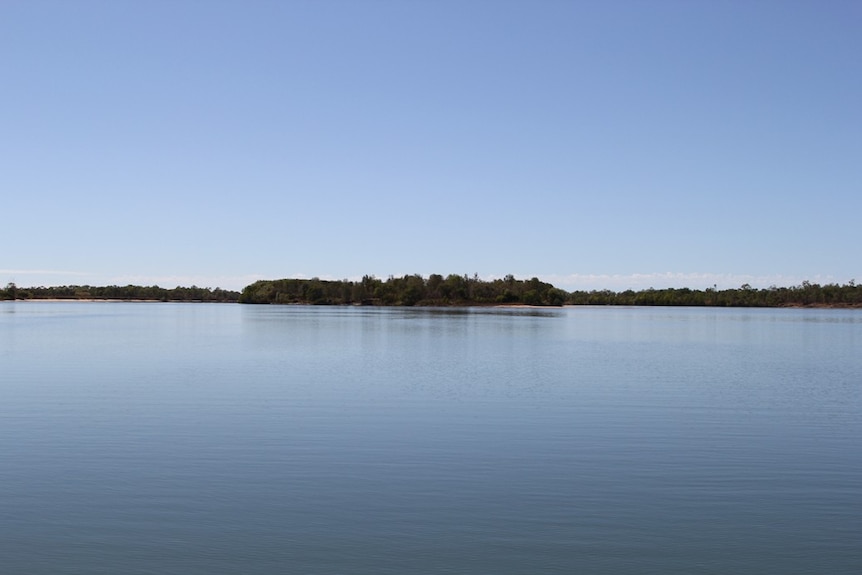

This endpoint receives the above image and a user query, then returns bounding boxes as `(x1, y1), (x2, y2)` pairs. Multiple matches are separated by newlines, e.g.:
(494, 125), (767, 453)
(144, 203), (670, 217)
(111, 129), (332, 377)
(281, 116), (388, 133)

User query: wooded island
(2, 276), (860, 308)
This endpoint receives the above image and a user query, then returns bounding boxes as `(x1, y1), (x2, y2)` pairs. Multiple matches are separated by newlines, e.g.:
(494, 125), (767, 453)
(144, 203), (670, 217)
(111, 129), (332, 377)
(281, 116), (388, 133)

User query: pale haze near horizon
(2, 1), (859, 293)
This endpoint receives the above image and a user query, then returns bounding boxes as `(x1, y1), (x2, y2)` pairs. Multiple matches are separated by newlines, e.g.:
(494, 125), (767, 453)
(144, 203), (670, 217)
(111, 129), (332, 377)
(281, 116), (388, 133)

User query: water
(1, 302), (860, 574)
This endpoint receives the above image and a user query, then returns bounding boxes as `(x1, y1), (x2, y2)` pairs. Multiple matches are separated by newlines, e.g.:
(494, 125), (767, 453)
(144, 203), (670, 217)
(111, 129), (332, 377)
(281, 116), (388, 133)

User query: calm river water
(1, 302), (860, 574)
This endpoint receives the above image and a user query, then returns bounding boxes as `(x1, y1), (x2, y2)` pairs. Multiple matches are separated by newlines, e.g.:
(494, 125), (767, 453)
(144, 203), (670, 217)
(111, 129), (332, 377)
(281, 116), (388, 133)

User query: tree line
(1, 283), (240, 302)
(4, 277), (861, 308)
(239, 276), (862, 308)
(566, 280), (862, 308)
(238, 274), (569, 306)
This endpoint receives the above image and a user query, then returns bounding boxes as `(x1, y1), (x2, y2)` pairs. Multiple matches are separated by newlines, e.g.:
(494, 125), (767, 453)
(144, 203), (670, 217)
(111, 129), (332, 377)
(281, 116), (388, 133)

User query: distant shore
(4, 277), (861, 308)
(4, 298), (860, 310)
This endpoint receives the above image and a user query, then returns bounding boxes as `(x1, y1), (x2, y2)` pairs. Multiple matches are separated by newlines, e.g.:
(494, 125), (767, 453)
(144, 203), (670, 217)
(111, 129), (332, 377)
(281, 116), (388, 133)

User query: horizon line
(5, 271), (858, 293)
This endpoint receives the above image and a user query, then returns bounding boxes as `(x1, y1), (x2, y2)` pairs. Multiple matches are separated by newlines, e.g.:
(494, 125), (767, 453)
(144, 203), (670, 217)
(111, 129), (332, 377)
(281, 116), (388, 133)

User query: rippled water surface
(1, 302), (860, 574)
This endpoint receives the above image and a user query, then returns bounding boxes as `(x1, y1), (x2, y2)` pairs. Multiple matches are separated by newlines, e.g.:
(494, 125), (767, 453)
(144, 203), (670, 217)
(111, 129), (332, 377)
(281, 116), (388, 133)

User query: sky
(2, 0), (860, 292)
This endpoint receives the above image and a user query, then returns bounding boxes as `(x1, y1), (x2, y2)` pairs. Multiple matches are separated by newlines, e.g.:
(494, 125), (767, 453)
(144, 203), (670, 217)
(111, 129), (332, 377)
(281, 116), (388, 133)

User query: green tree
(2, 282), (16, 300)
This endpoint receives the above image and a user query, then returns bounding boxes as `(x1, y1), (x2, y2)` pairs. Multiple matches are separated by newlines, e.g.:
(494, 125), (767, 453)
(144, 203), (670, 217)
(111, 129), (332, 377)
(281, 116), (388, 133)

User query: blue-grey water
(1, 302), (860, 574)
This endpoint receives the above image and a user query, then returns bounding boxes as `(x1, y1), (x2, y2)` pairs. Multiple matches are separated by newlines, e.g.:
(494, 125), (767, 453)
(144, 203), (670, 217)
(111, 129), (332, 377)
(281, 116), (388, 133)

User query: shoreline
(4, 298), (860, 310)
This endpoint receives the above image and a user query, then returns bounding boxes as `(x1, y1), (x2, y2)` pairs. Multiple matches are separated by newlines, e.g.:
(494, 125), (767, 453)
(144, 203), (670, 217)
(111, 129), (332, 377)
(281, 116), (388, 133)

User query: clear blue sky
(2, 1), (859, 292)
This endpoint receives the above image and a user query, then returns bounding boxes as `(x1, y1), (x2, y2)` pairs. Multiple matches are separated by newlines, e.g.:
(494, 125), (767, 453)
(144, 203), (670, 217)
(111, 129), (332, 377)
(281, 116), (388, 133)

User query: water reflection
(1, 302), (860, 575)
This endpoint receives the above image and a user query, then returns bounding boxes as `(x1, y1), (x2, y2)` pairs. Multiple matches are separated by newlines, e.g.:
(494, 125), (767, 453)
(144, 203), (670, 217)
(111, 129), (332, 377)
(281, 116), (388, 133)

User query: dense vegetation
(239, 276), (862, 308)
(566, 281), (862, 308)
(239, 274), (569, 306)
(3, 278), (860, 308)
(0, 283), (239, 302)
